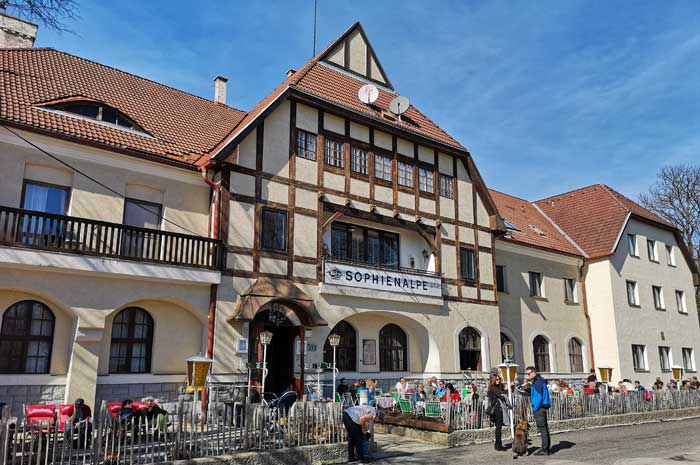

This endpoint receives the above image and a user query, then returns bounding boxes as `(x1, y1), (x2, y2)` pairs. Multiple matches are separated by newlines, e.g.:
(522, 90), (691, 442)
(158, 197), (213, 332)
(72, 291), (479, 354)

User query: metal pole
(506, 362), (515, 441)
(261, 344), (269, 397)
(332, 345), (337, 402)
(246, 362), (252, 401)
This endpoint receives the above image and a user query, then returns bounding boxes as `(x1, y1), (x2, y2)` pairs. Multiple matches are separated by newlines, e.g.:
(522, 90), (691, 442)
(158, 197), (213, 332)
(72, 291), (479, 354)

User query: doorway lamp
(328, 333), (342, 401)
(497, 341), (517, 442)
(260, 330), (273, 397)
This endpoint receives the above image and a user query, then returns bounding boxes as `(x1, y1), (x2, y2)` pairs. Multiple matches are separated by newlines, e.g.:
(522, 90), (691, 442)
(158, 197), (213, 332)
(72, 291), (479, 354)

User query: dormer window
(49, 101), (142, 131)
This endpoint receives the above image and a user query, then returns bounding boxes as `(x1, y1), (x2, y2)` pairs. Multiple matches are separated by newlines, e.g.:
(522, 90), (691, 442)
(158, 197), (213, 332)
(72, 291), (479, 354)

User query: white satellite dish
(358, 84), (379, 105)
(389, 95), (410, 120)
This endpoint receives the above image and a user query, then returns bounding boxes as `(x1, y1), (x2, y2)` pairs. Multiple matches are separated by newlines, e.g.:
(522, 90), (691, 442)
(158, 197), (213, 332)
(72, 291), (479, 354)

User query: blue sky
(35, 1), (699, 201)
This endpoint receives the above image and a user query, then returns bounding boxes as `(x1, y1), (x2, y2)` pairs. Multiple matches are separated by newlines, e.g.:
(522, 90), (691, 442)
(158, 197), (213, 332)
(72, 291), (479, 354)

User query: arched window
(379, 324), (407, 372)
(109, 307), (154, 373)
(500, 332), (514, 363)
(458, 327), (481, 371)
(323, 321), (357, 372)
(533, 335), (550, 373)
(568, 338), (584, 373)
(0, 300), (55, 373)
(50, 101), (143, 131)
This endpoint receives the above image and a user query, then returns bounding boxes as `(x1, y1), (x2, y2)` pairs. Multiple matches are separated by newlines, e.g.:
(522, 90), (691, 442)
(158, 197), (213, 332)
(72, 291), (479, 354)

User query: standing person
(487, 376), (509, 452)
(524, 366), (551, 456)
(342, 404), (376, 463)
(338, 378), (349, 395)
(586, 368), (597, 384)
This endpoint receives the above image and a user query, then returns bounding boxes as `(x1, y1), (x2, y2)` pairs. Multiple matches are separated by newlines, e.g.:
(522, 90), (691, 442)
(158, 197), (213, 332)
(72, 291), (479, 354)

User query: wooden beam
(321, 211), (344, 233)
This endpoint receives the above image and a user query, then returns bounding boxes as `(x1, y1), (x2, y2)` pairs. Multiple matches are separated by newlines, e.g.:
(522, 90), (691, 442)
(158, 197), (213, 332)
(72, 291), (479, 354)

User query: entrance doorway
(249, 305), (304, 396)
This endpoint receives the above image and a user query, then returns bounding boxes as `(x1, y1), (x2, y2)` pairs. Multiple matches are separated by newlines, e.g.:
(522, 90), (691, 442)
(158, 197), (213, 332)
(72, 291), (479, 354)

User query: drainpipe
(580, 261), (596, 370)
(200, 160), (220, 410)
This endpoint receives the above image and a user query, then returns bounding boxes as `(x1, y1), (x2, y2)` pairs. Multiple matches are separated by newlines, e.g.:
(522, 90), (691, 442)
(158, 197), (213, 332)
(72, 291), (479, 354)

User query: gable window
(626, 280), (639, 306)
(683, 348), (696, 372)
(460, 247), (476, 281)
(647, 239), (658, 262)
(418, 167), (433, 193)
(533, 335), (550, 373)
(350, 146), (367, 174)
(568, 338), (584, 373)
(666, 245), (676, 266)
(675, 290), (687, 314)
(261, 208), (287, 252)
(652, 285), (665, 310)
(0, 300), (54, 374)
(296, 129), (317, 160)
(109, 307), (154, 373)
(439, 174), (453, 199)
(496, 265), (507, 293)
(564, 278), (578, 303)
(324, 138), (344, 167)
(331, 222), (399, 268)
(627, 234), (638, 257)
(529, 272), (544, 297)
(397, 161), (413, 187)
(658, 346), (671, 372)
(51, 101), (141, 131)
(374, 154), (392, 181)
(632, 344), (647, 371)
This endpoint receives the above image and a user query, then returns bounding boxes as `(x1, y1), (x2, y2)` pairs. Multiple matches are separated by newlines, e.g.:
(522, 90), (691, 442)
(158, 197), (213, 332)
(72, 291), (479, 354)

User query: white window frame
(564, 278), (578, 304)
(682, 348), (696, 372)
(652, 285), (665, 310)
(439, 174), (453, 199)
(626, 280), (639, 306)
(632, 344), (647, 371)
(374, 154), (392, 182)
(658, 346), (671, 372)
(529, 271), (544, 298)
(324, 138), (344, 168)
(675, 290), (687, 314)
(666, 244), (676, 266)
(418, 167), (433, 193)
(627, 234), (638, 257)
(397, 161), (414, 187)
(350, 146), (367, 174)
(647, 239), (658, 262)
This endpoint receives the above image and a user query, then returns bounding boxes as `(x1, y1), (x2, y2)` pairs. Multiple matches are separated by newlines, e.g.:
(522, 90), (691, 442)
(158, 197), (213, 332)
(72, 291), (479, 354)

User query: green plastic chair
(460, 388), (470, 399)
(374, 388), (383, 397)
(391, 392), (400, 402)
(424, 401), (442, 418)
(398, 398), (413, 413)
(334, 392), (342, 403)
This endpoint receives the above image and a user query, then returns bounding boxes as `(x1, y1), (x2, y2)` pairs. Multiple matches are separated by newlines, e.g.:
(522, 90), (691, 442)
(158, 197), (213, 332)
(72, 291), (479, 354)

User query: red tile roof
(489, 189), (583, 257)
(535, 184), (675, 258)
(0, 48), (246, 165)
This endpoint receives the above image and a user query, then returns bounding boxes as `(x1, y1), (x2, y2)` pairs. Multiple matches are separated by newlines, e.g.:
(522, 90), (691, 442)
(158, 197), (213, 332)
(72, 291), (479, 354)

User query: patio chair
(374, 388), (383, 397)
(25, 404), (56, 431)
(390, 392), (400, 402)
(398, 399), (413, 414)
(424, 401), (442, 419)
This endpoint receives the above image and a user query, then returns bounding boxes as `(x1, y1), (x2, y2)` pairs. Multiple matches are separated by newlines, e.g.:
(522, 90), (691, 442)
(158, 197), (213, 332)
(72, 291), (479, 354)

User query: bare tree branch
(0, 0), (79, 33)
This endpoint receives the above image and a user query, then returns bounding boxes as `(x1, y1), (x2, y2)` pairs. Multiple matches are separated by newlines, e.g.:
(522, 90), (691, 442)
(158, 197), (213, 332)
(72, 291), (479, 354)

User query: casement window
(379, 323), (407, 371)
(568, 338), (584, 373)
(652, 285), (665, 310)
(439, 174), (454, 198)
(330, 222), (399, 268)
(627, 234), (638, 257)
(458, 327), (482, 371)
(676, 290), (687, 314)
(666, 245), (676, 266)
(460, 247), (476, 281)
(632, 344), (647, 371)
(322, 321), (357, 372)
(324, 138), (344, 167)
(496, 265), (507, 293)
(626, 280), (639, 306)
(350, 146), (367, 174)
(397, 161), (414, 187)
(296, 129), (317, 160)
(529, 272), (544, 297)
(658, 346), (671, 372)
(533, 335), (550, 373)
(647, 239), (658, 262)
(261, 208), (287, 252)
(122, 199), (162, 257)
(683, 348), (696, 372)
(0, 300), (54, 374)
(564, 278), (578, 303)
(20, 181), (70, 245)
(109, 307), (154, 373)
(418, 167), (434, 193)
(374, 154), (392, 181)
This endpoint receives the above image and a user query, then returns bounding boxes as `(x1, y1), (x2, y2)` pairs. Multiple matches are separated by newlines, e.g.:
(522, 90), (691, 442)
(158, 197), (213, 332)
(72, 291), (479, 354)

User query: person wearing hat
(67, 398), (92, 448)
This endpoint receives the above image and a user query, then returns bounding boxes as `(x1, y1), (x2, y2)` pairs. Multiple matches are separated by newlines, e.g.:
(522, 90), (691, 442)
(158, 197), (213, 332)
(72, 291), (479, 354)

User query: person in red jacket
(442, 383), (461, 402)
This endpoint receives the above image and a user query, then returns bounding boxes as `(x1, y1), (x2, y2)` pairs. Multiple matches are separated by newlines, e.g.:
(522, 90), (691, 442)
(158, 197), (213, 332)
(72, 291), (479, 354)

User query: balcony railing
(0, 206), (222, 270)
(324, 256), (441, 277)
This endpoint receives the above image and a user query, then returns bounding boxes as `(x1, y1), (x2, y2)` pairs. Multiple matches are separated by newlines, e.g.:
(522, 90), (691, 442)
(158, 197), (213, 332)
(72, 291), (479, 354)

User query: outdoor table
(376, 396), (395, 409)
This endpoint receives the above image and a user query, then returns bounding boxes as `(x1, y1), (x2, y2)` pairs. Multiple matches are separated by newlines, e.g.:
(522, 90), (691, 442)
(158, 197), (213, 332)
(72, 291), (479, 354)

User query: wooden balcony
(0, 206), (222, 270)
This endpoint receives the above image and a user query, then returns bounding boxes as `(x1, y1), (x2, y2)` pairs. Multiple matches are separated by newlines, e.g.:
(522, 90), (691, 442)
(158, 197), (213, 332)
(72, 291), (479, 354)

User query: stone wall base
(164, 442), (346, 465)
(95, 383), (182, 410)
(0, 385), (65, 417)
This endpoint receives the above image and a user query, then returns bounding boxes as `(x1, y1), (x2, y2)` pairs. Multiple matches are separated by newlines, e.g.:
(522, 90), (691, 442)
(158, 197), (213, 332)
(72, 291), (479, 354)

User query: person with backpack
(524, 366), (551, 456)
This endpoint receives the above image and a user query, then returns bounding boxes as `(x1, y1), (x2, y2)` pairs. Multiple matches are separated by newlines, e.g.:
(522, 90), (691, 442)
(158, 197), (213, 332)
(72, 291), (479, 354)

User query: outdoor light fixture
(260, 330), (273, 395)
(186, 354), (213, 391)
(498, 357), (518, 442)
(672, 366), (683, 380)
(328, 333), (341, 347)
(598, 366), (613, 383)
(421, 249), (430, 260)
(329, 333), (341, 402)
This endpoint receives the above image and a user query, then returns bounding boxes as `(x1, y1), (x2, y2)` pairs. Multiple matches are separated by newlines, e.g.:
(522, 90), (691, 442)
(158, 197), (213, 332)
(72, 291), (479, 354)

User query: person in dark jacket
(524, 366), (551, 456)
(487, 376), (509, 451)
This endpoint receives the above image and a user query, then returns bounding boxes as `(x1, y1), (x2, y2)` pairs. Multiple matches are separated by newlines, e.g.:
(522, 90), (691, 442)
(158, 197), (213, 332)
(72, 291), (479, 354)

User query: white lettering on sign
(323, 261), (442, 297)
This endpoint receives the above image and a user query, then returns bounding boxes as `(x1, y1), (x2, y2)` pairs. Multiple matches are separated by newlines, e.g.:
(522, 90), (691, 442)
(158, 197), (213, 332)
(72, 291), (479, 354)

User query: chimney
(286, 68), (296, 78)
(0, 12), (38, 48)
(213, 75), (228, 105)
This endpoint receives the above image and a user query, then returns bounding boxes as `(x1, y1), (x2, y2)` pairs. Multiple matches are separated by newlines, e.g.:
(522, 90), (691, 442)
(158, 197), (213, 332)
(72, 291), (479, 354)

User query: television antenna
(358, 84), (379, 105)
(389, 95), (410, 121)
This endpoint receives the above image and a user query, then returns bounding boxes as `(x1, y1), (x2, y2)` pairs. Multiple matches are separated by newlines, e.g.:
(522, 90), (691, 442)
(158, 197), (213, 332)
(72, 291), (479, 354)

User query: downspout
(200, 160), (220, 408)
(580, 260), (596, 370)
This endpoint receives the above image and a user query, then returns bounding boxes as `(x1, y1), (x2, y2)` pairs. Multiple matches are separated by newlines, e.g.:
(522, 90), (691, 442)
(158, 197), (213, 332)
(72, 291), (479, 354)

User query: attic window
(504, 219), (520, 232)
(49, 101), (142, 131)
(528, 224), (547, 237)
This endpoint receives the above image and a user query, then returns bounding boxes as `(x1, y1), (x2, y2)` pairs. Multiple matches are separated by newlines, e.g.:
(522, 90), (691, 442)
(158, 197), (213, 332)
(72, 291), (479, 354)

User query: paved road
(368, 417), (700, 464)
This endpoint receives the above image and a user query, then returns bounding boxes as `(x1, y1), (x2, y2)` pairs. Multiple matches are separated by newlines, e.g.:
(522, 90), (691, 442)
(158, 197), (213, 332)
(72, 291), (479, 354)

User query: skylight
(504, 219), (520, 231)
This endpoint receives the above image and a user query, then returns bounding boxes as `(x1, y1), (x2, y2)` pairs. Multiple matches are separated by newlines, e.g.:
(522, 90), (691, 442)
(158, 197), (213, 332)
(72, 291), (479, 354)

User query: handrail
(0, 205), (222, 270)
(324, 256), (442, 277)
